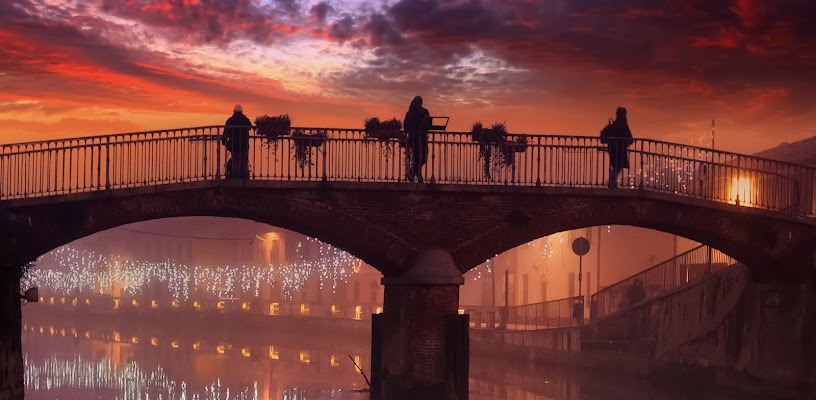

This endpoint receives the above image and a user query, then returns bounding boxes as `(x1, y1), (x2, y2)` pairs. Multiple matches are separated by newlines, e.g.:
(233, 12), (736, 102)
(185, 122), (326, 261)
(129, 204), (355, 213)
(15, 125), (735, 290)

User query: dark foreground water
(22, 313), (766, 400)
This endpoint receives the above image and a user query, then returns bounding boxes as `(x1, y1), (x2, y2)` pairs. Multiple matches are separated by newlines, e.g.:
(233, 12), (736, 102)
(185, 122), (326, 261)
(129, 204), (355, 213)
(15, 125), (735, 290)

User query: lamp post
(571, 237), (590, 325)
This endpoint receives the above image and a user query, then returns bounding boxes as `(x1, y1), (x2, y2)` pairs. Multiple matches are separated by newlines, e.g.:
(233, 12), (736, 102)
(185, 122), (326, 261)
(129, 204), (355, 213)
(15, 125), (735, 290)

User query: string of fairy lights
(464, 228), (614, 282)
(24, 238), (362, 301)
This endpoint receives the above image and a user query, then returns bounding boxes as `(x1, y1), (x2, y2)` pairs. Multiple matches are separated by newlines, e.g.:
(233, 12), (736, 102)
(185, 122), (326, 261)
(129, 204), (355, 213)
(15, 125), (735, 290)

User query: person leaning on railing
(600, 107), (634, 189)
(223, 104), (252, 179)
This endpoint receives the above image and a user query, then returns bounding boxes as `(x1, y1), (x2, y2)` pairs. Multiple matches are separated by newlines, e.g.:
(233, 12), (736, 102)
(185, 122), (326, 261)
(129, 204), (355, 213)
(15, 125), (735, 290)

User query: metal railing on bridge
(1, 127), (814, 218)
(589, 244), (737, 322)
(462, 295), (584, 330)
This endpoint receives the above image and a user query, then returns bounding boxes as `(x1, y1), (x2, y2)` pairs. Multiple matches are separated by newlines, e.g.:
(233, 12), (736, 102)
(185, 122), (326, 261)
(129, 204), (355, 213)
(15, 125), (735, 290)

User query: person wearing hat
(600, 106), (634, 188)
(223, 104), (252, 179)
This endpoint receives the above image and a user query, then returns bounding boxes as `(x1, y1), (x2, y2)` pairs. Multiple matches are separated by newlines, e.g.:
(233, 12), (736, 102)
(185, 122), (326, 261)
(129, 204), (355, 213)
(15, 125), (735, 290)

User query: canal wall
(586, 263), (815, 395)
(474, 264), (815, 396)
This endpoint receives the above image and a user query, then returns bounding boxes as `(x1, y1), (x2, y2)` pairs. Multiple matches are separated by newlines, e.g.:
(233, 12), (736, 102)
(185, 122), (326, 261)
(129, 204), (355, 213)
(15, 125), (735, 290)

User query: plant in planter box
(291, 129), (328, 169)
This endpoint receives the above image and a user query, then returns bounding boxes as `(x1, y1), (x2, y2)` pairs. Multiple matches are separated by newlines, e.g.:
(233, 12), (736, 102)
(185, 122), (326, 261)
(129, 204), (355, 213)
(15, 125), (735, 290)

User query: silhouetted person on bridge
(625, 279), (647, 307)
(404, 96), (431, 183)
(600, 107), (634, 188)
(223, 104), (252, 179)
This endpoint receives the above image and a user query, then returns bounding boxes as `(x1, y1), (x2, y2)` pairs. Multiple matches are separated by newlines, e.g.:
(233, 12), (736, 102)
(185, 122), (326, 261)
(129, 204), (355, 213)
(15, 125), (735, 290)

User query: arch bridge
(1, 126), (815, 399)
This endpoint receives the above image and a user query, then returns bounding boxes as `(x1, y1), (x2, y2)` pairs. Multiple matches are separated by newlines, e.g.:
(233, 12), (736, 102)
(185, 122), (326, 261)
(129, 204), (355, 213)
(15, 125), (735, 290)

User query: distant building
(460, 226), (698, 307)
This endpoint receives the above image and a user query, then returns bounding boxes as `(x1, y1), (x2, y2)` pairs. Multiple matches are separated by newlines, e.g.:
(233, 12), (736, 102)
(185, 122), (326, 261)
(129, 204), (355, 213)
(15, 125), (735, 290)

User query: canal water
(22, 312), (765, 400)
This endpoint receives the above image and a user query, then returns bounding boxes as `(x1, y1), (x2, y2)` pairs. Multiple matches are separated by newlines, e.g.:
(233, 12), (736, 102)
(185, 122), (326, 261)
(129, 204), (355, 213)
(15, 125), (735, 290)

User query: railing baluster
(0, 127), (812, 222)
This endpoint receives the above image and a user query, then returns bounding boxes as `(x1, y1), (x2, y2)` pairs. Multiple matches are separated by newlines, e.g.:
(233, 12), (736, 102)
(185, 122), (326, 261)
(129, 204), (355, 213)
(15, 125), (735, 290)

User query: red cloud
(731, 0), (768, 30)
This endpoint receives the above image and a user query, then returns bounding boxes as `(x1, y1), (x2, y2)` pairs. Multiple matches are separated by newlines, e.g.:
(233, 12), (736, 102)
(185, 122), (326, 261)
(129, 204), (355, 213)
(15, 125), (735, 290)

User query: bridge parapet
(590, 244), (737, 321)
(1, 126), (814, 219)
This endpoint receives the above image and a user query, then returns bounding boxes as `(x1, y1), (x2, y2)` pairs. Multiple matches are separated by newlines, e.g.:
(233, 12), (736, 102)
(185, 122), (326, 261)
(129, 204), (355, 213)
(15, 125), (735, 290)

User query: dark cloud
(362, 13), (405, 47)
(98, 0), (300, 46)
(326, 14), (356, 42)
(322, 0), (816, 123)
(309, 1), (333, 24)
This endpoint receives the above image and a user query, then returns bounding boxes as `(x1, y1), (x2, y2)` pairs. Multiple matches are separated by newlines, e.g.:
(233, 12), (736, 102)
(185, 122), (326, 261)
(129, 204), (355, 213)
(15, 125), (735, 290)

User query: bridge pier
(0, 267), (23, 400)
(374, 249), (466, 400)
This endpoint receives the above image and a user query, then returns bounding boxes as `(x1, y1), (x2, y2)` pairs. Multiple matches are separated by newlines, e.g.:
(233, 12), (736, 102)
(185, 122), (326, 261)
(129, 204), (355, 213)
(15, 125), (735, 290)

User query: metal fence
(589, 245), (737, 322)
(1, 127), (814, 219)
(462, 296), (584, 330)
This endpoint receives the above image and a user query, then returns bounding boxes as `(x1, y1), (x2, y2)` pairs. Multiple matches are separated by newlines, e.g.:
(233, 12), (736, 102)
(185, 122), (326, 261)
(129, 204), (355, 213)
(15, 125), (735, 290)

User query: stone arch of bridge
(452, 196), (815, 281)
(1, 186), (413, 275)
(2, 182), (814, 281)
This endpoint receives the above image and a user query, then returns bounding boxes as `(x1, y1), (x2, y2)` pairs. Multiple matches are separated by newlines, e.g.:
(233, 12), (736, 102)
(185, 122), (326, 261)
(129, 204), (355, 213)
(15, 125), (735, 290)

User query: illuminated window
(269, 303), (280, 316)
(242, 348), (251, 357)
(217, 301), (226, 310)
(300, 304), (311, 315)
(458, 309), (465, 315)
(151, 337), (158, 346)
(299, 351), (311, 363)
(354, 305), (363, 320)
(193, 342), (200, 350)
(217, 344), (226, 354)
(242, 302), (250, 310)
(85, 299), (91, 305)
(131, 337), (139, 344)
(131, 299), (139, 307)
(60, 297), (66, 305)
(171, 300), (179, 308)
(330, 355), (340, 367)
(193, 301), (201, 310)
(331, 305), (339, 316)
(268, 346), (279, 360)
(113, 331), (121, 342)
(151, 300), (158, 309)
(71, 298), (78, 306)
(113, 299), (120, 309)
(375, 306), (383, 314)
(49, 297), (54, 305)
(171, 341), (179, 349)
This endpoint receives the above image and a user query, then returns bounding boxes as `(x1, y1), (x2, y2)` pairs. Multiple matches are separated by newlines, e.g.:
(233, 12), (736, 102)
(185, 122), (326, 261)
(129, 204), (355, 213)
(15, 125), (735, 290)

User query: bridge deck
(1, 126), (814, 221)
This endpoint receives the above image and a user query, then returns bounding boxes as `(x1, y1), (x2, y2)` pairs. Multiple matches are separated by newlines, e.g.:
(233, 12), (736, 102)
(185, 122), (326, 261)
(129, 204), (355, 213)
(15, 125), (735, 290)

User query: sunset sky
(1, 0), (814, 153)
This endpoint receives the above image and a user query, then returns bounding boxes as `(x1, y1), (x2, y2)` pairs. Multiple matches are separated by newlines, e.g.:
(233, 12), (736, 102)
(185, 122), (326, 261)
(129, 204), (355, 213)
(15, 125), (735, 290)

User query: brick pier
(375, 249), (466, 400)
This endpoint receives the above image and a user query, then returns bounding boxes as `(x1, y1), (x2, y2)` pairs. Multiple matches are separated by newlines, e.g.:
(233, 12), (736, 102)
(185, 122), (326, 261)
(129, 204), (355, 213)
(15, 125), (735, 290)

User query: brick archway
(1, 181), (814, 279)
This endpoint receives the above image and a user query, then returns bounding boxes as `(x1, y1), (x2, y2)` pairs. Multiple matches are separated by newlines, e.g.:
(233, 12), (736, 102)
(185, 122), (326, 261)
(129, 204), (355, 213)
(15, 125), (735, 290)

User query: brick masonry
(1, 181), (814, 280)
(1, 181), (815, 399)
(379, 283), (460, 399)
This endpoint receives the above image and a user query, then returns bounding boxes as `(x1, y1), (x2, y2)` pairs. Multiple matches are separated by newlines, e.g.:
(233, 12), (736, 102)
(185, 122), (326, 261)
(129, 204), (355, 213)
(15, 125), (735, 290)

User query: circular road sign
(571, 237), (590, 256)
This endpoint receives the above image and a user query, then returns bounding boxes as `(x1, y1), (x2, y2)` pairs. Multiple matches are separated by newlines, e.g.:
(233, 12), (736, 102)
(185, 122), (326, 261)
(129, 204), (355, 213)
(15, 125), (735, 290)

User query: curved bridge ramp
(585, 264), (814, 389)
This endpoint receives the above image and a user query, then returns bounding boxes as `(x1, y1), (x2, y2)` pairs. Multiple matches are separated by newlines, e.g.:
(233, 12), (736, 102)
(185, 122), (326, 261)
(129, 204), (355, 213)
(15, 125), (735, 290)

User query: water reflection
(24, 311), (763, 400)
(23, 315), (370, 400)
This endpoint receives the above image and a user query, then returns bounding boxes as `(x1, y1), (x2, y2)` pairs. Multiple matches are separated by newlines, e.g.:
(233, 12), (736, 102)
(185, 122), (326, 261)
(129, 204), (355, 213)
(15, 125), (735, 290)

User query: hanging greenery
(471, 122), (515, 179)
(291, 129), (327, 169)
(255, 114), (291, 143)
(364, 117), (406, 158)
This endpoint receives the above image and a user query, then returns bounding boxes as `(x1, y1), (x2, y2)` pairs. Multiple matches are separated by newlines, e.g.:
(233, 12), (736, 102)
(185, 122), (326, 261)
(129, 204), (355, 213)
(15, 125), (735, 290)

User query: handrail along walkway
(1, 126), (813, 220)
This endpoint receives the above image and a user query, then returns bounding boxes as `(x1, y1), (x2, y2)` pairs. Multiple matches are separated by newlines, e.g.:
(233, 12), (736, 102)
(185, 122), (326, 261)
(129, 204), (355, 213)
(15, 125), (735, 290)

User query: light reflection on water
(23, 313), (763, 400)
(22, 315), (370, 400)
